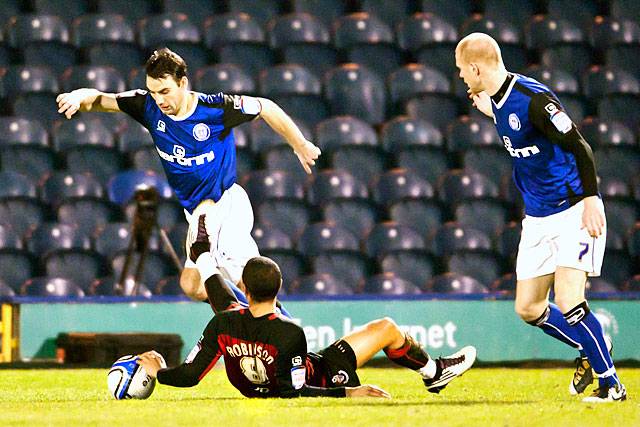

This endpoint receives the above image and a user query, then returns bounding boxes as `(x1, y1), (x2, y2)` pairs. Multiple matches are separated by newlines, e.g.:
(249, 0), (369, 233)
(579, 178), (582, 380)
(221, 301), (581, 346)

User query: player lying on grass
(138, 256), (476, 398)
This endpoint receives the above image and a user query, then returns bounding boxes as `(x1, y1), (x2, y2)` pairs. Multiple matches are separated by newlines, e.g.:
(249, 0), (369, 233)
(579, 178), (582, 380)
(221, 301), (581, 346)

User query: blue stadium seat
(22, 276), (85, 297)
(372, 169), (434, 206)
(525, 66), (580, 96)
(0, 279), (15, 296)
(260, 146), (307, 181)
(405, 96), (459, 131)
(381, 116), (444, 153)
(359, 0), (414, 29)
(460, 15), (522, 46)
(454, 200), (509, 236)
(596, 147), (640, 182)
(447, 115), (502, 153)
(398, 12), (459, 55)
(446, 251), (503, 287)
(557, 96), (586, 124)
(599, 176), (631, 200)
(297, 222), (359, 257)
(107, 170), (173, 206)
(161, 0), (224, 27)
(1, 66), (59, 98)
(290, 0), (347, 28)
(324, 64), (386, 125)
(52, 117), (115, 151)
(60, 66), (126, 94)
(491, 273), (516, 293)
(155, 275), (184, 296)
(395, 146), (449, 186)
(44, 250), (107, 290)
(227, 0), (281, 28)
(363, 273), (421, 295)
(315, 116), (378, 153)
(64, 147), (124, 186)
(0, 250), (35, 289)
(40, 172), (104, 207)
(547, 0), (598, 30)
(194, 64), (256, 95)
(243, 170), (305, 205)
(0, 146), (54, 184)
(248, 117), (310, 154)
(365, 222), (426, 258)
(597, 95), (640, 130)
(605, 228), (625, 252)
(322, 200), (379, 241)
(57, 199), (120, 236)
(580, 119), (636, 151)
(494, 221), (521, 263)
(388, 64), (450, 108)
(603, 199), (637, 235)
(96, 0), (157, 22)
(429, 222), (493, 257)
(111, 251), (178, 289)
(308, 170), (369, 206)
(165, 222), (187, 262)
(0, 117), (48, 146)
(12, 93), (61, 128)
(257, 200), (311, 240)
(88, 46), (143, 81)
(605, 46), (640, 76)
(484, 0), (535, 28)
(218, 46), (275, 83)
(129, 146), (164, 173)
(0, 172), (37, 199)
(330, 147), (387, 187)
(437, 170), (500, 205)
(389, 200), (443, 236)
(290, 273), (354, 295)
(526, 16), (585, 51)
(600, 250), (634, 287)
(380, 251), (435, 289)
(94, 222), (146, 259)
(27, 222), (90, 257)
(428, 272), (489, 294)
(153, 200), (183, 231)
(583, 66), (640, 100)
(281, 45), (338, 81)
(117, 121), (153, 153)
(88, 275), (153, 297)
(72, 14), (135, 47)
(541, 46), (593, 75)
(0, 199), (48, 238)
(252, 224), (293, 252)
(334, 13), (401, 79)
(310, 252), (370, 288)
(6, 15), (77, 74)
(419, 0), (472, 29)
(500, 175), (525, 212)
(590, 17), (640, 52)
(267, 12), (330, 49)
(34, 0), (88, 20)
(262, 250), (305, 292)
(0, 224), (23, 250)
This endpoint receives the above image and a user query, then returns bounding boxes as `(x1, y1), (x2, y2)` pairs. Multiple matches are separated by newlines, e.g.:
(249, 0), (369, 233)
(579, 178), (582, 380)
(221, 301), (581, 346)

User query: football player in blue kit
(454, 33), (626, 403)
(56, 48), (321, 303)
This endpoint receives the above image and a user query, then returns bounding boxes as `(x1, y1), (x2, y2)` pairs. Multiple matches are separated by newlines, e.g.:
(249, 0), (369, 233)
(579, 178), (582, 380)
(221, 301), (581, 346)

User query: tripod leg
(159, 228), (184, 273)
(116, 232), (137, 296)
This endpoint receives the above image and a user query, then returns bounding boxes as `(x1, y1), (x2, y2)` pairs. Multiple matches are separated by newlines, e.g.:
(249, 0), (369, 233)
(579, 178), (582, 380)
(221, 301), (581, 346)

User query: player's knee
(369, 317), (398, 334)
(514, 301), (544, 323)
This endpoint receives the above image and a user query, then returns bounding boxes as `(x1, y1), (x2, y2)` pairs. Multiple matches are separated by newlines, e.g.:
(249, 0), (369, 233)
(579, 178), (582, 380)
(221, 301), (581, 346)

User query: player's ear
(179, 76), (188, 89)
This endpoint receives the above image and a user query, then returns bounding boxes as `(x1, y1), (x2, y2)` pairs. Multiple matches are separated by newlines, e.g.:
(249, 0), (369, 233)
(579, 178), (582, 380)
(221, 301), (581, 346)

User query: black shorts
(316, 339), (360, 387)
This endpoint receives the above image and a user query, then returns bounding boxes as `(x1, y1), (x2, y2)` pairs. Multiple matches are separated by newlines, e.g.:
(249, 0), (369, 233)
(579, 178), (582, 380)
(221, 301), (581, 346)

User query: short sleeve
(200, 93), (261, 129)
(116, 89), (149, 126)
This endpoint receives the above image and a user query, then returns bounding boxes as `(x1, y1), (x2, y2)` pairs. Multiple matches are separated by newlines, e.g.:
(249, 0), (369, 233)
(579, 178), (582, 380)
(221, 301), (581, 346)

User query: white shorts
(184, 184), (259, 284)
(516, 199), (606, 281)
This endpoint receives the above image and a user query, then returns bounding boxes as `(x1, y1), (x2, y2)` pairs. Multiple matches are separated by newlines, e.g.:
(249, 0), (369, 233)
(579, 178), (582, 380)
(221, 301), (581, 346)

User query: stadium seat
(590, 17), (640, 52)
(155, 275), (183, 296)
(494, 221), (521, 264)
(359, 0), (413, 29)
(315, 116), (378, 153)
(484, 0), (536, 28)
(22, 276), (85, 298)
(429, 222), (493, 257)
(165, 222), (187, 261)
(0, 172), (37, 199)
(372, 169), (434, 207)
(248, 117), (308, 154)
(547, 0), (599, 30)
(525, 66), (580, 98)
(596, 147), (640, 182)
(260, 146), (307, 181)
(363, 273), (421, 295)
(324, 64), (386, 125)
(579, 118), (635, 151)
(330, 147), (387, 187)
(44, 250), (107, 290)
(227, 0), (280, 28)
(419, 0), (473, 28)
(129, 146), (164, 174)
(429, 272), (489, 294)
(0, 0), (21, 24)
(405, 96), (459, 131)
(603, 199), (637, 235)
(40, 172), (104, 207)
(388, 64), (450, 108)
(72, 13), (135, 47)
(0, 198), (49, 238)
(1, 143), (54, 183)
(604, 228), (625, 253)
(599, 176), (631, 200)
(526, 16), (585, 51)
(585, 278), (619, 294)
(267, 12), (330, 49)
(111, 251), (178, 289)
(117, 121), (153, 153)
(297, 223), (359, 257)
(96, 0), (157, 22)
(307, 170), (369, 206)
(397, 12), (458, 52)
(1, 66), (59, 98)
(454, 200), (509, 236)
(290, 273), (354, 295)
(12, 93), (62, 128)
(60, 66), (126, 94)
(261, 250), (305, 292)
(88, 46), (143, 80)
(380, 251), (436, 289)
(437, 170), (500, 206)
(122, 198), (181, 232)
(460, 15), (522, 46)
(57, 199), (120, 236)
(52, 117), (115, 151)
(309, 252), (370, 288)
(541, 46), (593, 75)
(94, 222), (157, 259)
(447, 115), (502, 153)
(600, 250), (634, 287)
(611, 0), (640, 22)
(26, 223), (91, 257)
(491, 273), (516, 293)
(606, 46), (640, 77)
(380, 116), (444, 153)
(194, 64), (256, 95)
(0, 224), (23, 250)
(0, 250), (35, 289)
(64, 147), (124, 186)
(623, 275), (640, 292)
(281, 44), (338, 81)
(89, 275), (153, 297)
(389, 200), (443, 237)
(322, 200), (379, 241)
(107, 170), (173, 206)
(395, 147), (449, 186)
(0, 279), (15, 296)
(500, 175), (525, 212)
(446, 251), (503, 287)
(597, 96), (640, 130)
(252, 224), (293, 252)
(0, 117), (48, 146)
(243, 170), (305, 205)
(257, 200), (311, 240)
(365, 222), (426, 258)
(161, 0), (224, 26)
(290, 0), (346, 27)
(583, 66), (640, 101)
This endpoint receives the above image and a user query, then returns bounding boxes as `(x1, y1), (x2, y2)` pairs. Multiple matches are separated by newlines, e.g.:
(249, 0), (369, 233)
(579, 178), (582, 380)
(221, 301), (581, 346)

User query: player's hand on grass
(581, 196), (605, 238)
(293, 139), (321, 174)
(468, 90), (494, 118)
(136, 350), (165, 378)
(345, 384), (391, 399)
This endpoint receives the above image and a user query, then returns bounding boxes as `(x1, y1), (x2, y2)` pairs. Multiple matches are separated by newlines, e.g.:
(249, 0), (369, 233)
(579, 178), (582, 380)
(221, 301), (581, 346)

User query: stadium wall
(10, 298), (640, 362)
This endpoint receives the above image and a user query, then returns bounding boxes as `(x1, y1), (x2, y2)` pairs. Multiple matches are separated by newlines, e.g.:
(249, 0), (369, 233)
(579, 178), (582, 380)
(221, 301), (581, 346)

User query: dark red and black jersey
(157, 306), (346, 398)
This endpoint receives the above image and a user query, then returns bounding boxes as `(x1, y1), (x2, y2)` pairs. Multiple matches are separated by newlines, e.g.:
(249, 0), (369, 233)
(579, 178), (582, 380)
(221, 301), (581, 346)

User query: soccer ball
(107, 354), (165, 400)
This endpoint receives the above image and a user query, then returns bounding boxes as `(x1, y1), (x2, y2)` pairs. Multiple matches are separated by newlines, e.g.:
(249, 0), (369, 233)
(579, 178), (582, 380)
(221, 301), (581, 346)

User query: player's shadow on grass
(294, 399), (536, 407)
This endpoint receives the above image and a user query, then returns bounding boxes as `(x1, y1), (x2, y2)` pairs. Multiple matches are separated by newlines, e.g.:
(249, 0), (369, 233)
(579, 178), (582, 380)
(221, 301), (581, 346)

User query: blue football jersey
(491, 74), (594, 217)
(117, 90), (259, 213)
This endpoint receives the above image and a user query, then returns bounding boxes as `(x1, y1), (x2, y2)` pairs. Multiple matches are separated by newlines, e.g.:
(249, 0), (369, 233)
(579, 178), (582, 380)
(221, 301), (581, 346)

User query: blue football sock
(564, 302), (620, 388)
(527, 304), (583, 354)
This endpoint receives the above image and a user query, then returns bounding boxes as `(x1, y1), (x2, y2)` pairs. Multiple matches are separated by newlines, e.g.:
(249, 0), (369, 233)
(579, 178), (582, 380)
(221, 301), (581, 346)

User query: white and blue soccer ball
(107, 354), (165, 400)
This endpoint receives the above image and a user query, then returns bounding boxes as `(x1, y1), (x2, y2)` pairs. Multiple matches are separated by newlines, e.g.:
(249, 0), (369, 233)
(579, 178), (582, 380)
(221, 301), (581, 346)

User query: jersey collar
(491, 73), (518, 110)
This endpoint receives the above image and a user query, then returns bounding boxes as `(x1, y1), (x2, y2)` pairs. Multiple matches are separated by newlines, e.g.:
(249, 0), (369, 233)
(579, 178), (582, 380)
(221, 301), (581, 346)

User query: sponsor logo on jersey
(291, 356), (303, 366)
(192, 123), (211, 141)
(331, 369), (350, 385)
(545, 102), (572, 134)
(291, 366), (306, 390)
(156, 146), (215, 166)
(508, 113), (521, 131)
(502, 136), (540, 158)
(156, 120), (166, 132)
(172, 144), (185, 158)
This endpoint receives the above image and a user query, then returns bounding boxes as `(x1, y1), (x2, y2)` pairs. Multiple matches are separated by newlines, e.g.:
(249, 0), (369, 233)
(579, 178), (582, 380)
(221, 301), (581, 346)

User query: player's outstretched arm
(257, 97), (321, 174)
(346, 385), (391, 398)
(56, 88), (122, 119)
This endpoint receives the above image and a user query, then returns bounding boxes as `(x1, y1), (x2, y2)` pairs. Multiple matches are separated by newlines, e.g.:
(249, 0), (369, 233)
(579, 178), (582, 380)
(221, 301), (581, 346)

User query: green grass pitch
(1, 367), (638, 426)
